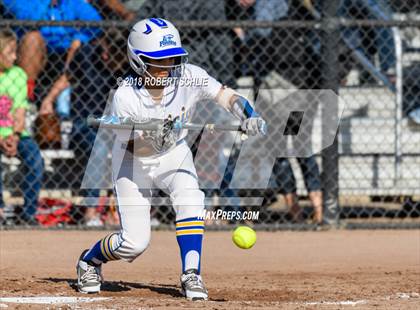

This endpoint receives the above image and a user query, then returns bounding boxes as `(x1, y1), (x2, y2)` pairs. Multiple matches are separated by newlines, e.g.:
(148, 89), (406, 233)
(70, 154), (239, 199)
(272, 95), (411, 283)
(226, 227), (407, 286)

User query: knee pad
(113, 232), (151, 262)
(171, 189), (205, 221)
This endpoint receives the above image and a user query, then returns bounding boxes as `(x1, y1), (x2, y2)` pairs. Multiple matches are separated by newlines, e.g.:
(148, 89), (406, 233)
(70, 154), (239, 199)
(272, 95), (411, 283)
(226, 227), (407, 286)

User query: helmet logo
(160, 34), (176, 47)
(143, 23), (152, 34)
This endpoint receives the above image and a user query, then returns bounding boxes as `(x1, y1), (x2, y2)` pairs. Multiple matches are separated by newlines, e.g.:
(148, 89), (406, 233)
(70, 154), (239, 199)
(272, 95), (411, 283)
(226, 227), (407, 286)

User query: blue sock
(176, 217), (204, 274)
(83, 233), (120, 265)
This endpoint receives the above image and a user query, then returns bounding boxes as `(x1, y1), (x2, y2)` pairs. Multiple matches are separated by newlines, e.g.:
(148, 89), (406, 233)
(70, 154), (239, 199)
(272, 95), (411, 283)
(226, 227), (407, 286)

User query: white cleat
(180, 269), (208, 301)
(76, 250), (102, 294)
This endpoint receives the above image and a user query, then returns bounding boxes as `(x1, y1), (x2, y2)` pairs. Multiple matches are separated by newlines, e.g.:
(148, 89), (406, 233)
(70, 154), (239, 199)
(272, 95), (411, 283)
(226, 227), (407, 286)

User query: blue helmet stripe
(133, 47), (188, 59)
(149, 18), (168, 28)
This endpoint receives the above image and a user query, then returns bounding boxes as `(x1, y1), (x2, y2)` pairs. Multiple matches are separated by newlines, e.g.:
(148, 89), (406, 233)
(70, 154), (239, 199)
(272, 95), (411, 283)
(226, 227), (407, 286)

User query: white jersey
(110, 64), (222, 156)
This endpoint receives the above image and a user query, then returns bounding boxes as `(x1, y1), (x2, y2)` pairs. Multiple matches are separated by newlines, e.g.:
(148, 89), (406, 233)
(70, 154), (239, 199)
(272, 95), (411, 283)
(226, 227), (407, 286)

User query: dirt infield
(0, 230), (419, 309)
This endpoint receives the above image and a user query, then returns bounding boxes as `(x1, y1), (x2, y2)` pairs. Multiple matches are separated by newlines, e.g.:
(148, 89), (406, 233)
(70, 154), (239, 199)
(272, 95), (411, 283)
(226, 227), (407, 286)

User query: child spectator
(0, 29), (44, 225)
(2, 0), (102, 115)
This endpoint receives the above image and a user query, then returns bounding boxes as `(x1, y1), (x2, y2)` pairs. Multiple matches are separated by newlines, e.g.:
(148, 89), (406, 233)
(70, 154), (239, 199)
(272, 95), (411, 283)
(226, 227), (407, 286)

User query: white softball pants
(110, 141), (205, 262)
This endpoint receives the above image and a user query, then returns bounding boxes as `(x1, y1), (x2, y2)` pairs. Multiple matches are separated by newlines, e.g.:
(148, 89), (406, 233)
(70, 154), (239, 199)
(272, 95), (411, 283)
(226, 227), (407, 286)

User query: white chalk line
(301, 300), (367, 306)
(0, 296), (111, 304)
(0, 292), (417, 306)
(295, 292), (419, 307)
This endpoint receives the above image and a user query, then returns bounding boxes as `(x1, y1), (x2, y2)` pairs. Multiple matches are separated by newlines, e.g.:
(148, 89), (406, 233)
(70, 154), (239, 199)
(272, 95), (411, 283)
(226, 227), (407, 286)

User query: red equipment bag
(35, 198), (72, 227)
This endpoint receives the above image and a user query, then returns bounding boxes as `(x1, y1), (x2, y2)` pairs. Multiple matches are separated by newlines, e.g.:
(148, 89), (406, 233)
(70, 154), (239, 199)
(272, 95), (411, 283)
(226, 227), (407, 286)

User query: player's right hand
(241, 117), (267, 136)
(152, 117), (180, 153)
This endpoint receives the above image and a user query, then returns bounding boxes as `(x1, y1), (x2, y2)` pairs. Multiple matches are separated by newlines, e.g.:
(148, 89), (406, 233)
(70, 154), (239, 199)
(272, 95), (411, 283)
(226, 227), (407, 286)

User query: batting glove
(241, 117), (267, 136)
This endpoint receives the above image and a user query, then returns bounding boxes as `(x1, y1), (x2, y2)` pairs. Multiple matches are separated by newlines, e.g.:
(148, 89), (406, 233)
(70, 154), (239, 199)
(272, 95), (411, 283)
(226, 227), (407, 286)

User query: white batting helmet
(127, 18), (188, 77)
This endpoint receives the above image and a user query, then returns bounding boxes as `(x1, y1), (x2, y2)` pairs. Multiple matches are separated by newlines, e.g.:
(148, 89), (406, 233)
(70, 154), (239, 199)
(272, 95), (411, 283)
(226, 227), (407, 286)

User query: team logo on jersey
(160, 34), (177, 47)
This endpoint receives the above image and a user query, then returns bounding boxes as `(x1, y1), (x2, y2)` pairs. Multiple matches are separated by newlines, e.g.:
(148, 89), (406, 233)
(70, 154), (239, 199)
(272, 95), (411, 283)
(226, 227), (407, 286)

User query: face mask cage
(141, 55), (188, 79)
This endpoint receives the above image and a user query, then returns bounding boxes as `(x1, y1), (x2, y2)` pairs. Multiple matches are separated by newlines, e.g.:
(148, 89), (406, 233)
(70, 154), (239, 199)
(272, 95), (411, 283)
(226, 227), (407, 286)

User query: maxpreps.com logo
(160, 34), (177, 47)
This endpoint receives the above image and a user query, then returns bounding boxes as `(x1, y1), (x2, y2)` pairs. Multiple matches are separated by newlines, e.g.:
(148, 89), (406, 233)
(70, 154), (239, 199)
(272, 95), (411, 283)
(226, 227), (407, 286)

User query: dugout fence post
(320, 0), (340, 226)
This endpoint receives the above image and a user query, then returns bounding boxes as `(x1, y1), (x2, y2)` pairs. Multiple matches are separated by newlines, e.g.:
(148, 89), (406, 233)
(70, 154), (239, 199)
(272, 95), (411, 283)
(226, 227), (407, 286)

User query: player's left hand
(241, 117), (267, 136)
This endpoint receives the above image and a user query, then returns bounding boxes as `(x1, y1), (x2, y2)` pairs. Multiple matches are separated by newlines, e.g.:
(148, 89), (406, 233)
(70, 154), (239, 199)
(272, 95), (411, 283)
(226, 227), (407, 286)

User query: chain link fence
(0, 0), (419, 229)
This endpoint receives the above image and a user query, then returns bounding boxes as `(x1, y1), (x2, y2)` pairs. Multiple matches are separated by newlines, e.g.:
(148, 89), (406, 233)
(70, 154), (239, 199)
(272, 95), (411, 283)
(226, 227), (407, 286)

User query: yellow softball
(232, 226), (257, 249)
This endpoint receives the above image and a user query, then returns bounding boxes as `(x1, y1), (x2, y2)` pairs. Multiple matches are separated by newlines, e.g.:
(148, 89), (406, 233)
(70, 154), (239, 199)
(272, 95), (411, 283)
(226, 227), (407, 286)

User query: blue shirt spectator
(251, 0), (288, 37)
(3, 0), (102, 53)
(339, 0), (396, 74)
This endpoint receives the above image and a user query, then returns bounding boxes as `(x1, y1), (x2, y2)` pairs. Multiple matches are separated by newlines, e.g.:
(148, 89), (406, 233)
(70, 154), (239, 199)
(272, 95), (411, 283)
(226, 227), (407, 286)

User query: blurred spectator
(270, 158), (322, 224)
(226, 0), (254, 20)
(225, 0), (254, 78)
(245, 0), (324, 92)
(339, 0), (396, 82)
(245, 0), (288, 94)
(391, 0), (420, 13)
(2, 0), (102, 115)
(137, 0), (237, 87)
(67, 29), (127, 226)
(0, 29), (44, 225)
(90, 0), (137, 20)
(230, 0), (324, 223)
(261, 91), (323, 224)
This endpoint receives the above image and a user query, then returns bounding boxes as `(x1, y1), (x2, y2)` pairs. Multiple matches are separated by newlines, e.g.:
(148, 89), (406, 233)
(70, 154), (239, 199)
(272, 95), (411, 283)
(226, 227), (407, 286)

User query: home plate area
(0, 230), (419, 309)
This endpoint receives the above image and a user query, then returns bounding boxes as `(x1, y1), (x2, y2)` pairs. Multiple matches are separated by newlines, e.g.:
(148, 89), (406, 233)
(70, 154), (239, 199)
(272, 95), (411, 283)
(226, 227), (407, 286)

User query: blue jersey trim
(133, 47), (188, 59)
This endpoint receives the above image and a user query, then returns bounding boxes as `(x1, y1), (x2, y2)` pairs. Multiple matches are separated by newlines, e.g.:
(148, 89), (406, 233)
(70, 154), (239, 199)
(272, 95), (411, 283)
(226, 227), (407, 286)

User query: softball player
(76, 18), (266, 300)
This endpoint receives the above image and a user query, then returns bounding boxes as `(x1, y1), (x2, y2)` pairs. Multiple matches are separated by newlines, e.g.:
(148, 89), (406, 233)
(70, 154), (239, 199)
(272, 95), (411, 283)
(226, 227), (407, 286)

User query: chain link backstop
(0, 0), (419, 229)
